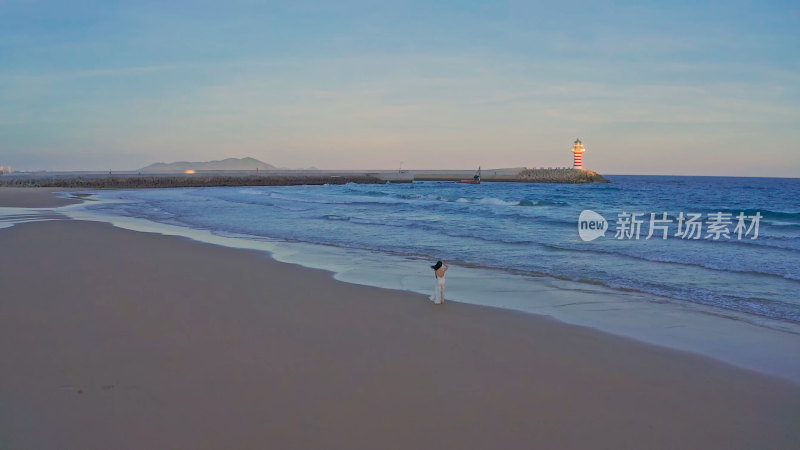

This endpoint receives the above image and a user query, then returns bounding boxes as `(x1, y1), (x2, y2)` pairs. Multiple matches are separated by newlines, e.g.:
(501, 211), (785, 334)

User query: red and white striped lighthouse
(571, 138), (586, 169)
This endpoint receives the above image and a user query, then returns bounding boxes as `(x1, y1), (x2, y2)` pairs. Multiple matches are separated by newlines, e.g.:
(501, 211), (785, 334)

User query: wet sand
(1, 190), (799, 449)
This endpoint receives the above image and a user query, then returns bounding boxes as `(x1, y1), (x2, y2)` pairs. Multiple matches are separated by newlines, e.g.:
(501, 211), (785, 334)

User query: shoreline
(2, 188), (800, 448)
(52, 188), (800, 383)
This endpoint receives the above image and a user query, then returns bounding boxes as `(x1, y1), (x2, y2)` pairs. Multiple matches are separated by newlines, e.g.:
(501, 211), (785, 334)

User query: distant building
(0, 166), (9, 174)
(571, 139), (586, 169)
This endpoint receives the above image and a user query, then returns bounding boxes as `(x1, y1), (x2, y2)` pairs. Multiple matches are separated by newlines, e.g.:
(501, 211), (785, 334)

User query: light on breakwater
(571, 139), (586, 169)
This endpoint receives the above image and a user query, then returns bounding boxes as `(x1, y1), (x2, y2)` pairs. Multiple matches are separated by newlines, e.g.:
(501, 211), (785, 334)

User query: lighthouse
(571, 138), (586, 169)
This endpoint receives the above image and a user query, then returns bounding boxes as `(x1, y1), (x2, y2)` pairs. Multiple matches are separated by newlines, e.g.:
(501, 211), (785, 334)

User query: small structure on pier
(571, 139), (586, 169)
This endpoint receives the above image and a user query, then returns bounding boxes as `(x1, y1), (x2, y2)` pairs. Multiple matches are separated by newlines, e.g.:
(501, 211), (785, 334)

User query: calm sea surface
(85, 175), (800, 324)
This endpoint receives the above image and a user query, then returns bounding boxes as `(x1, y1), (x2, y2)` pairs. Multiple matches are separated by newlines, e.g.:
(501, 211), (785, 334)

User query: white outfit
(430, 275), (446, 304)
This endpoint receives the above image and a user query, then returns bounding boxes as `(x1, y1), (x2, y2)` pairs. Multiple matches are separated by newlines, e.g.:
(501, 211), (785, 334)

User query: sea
(15, 175), (800, 380)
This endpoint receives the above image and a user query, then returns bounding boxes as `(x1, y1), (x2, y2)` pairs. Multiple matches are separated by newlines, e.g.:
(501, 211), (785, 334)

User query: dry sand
(1, 190), (799, 449)
(0, 187), (82, 208)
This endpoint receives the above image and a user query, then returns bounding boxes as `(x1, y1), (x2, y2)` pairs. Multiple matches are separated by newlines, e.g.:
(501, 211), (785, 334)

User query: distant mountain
(140, 157), (277, 172)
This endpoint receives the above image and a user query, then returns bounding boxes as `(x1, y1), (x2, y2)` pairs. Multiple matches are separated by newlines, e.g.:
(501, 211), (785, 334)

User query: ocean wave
(267, 192), (406, 205)
(451, 197), (519, 206)
(706, 234), (800, 252)
(518, 199), (568, 207)
(247, 186), (571, 210)
(317, 212), (799, 281)
(88, 180), (800, 324)
(598, 279), (800, 323)
(451, 197), (568, 207)
(475, 197), (519, 206)
(765, 221), (800, 228)
(540, 241), (800, 282)
(720, 208), (800, 221)
(195, 193), (311, 211)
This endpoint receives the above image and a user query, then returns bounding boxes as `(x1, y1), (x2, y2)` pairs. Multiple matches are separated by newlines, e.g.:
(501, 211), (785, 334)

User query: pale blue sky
(1, 0), (798, 175)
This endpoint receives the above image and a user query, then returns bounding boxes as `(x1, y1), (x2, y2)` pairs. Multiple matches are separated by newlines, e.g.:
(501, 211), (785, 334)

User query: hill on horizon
(140, 157), (277, 172)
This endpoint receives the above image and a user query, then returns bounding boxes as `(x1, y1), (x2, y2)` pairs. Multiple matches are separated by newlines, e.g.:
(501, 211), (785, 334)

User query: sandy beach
(1, 189), (799, 449)
(0, 187), (83, 207)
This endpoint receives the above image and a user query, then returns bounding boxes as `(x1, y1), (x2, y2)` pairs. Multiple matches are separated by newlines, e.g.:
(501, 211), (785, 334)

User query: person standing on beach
(429, 260), (449, 305)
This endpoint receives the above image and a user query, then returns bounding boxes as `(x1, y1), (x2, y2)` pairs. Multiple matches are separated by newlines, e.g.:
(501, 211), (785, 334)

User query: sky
(1, 0), (798, 176)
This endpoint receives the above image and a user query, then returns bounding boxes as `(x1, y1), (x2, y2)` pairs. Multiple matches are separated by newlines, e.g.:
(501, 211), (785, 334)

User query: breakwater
(0, 174), (386, 189)
(415, 168), (608, 183)
(0, 168), (607, 188)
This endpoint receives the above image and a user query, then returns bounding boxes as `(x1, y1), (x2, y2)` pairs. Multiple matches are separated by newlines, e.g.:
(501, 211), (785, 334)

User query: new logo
(578, 210), (608, 241)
